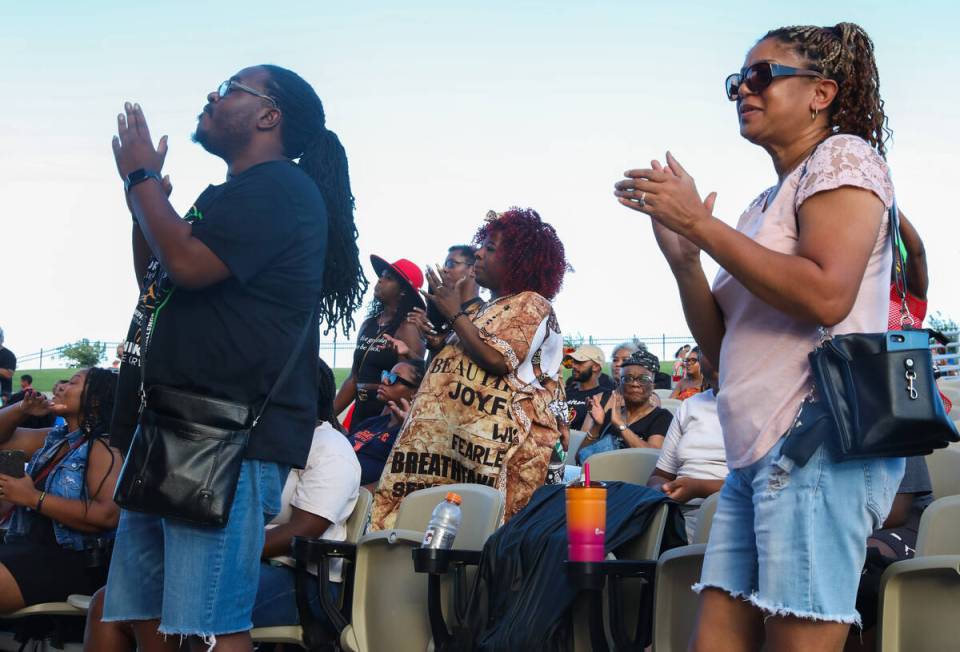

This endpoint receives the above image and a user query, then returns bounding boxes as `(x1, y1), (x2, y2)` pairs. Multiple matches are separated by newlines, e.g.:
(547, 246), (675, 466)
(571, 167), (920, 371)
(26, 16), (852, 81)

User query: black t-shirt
(601, 406), (673, 443)
(0, 347), (16, 397)
(352, 318), (399, 385)
(565, 386), (610, 430)
(111, 161), (326, 468)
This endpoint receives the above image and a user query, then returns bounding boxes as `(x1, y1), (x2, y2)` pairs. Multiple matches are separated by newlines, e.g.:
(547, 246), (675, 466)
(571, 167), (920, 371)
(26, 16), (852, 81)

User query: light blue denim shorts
(694, 436), (905, 625)
(102, 460), (287, 637)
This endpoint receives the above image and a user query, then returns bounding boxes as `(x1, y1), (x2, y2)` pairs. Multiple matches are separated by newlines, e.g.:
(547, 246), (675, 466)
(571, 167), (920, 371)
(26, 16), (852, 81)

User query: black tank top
(353, 318), (399, 384)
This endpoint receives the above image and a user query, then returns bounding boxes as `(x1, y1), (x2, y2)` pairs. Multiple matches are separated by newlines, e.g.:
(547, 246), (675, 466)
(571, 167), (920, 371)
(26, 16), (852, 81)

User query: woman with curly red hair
(370, 208), (568, 528)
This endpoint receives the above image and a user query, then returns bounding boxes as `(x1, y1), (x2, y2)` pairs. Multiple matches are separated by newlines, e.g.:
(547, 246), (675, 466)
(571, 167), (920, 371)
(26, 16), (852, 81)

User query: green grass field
(19, 361), (676, 394)
(16, 368), (354, 394)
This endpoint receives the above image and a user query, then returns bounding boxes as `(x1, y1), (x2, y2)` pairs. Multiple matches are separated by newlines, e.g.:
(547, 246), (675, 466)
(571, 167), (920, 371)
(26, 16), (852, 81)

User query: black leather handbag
(783, 202), (959, 466)
(114, 305), (317, 527)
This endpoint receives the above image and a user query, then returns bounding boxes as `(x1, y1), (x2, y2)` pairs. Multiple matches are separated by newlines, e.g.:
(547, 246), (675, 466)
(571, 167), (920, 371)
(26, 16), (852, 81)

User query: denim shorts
(694, 437), (905, 626)
(102, 460), (287, 637)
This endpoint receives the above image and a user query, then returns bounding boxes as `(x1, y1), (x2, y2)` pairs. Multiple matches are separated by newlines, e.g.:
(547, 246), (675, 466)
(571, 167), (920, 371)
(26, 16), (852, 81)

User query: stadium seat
(249, 487), (374, 648)
(691, 492), (720, 545)
(567, 429), (588, 465)
(338, 484), (504, 652)
(659, 399), (682, 415)
(878, 496), (960, 651)
(652, 543), (708, 652)
(925, 446), (960, 499)
(588, 448), (661, 485)
(571, 502), (673, 651)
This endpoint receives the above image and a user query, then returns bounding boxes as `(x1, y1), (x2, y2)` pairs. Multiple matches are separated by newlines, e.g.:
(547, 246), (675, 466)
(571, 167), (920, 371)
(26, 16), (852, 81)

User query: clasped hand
(613, 152), (718, 269)
(422, 265), (468, 321)
(112, 102), (168, 181)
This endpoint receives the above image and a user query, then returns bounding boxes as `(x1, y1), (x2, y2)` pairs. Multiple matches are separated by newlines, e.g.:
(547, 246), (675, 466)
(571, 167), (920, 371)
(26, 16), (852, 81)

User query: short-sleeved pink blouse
(713, 135), (895, 468)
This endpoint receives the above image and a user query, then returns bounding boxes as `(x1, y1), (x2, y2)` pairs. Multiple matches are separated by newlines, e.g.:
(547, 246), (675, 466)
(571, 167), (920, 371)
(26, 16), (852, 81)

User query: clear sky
(2, 0), (958, 363)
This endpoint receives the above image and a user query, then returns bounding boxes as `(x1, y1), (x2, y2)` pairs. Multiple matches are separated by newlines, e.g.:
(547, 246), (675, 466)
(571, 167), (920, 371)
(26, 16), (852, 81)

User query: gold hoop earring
(811, 108), (819, 121)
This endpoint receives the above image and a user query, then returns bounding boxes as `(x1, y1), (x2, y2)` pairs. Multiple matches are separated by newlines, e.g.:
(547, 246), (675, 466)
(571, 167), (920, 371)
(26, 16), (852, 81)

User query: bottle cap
(446, 492), (462, 505)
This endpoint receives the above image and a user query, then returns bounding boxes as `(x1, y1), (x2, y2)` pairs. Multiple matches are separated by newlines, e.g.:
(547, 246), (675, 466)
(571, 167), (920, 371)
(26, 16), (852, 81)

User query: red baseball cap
(370, 255), (426, 309)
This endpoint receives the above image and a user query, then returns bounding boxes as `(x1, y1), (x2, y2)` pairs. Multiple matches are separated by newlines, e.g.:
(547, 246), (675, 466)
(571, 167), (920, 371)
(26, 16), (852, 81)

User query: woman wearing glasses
(348, 360), (425, 489)
(670, 346), (706, 400)
(615, 23), (903, 651)
(578, 351), (673, 462)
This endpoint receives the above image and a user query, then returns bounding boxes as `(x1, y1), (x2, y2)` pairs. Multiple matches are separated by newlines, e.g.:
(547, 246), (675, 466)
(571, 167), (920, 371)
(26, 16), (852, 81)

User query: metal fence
(17, 331), (960, 377)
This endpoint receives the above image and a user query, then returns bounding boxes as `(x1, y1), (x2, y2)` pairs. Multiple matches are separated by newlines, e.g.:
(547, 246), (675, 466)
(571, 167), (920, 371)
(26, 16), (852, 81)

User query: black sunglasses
(725, 62), (824, 101)
(381, 370), (417, 389)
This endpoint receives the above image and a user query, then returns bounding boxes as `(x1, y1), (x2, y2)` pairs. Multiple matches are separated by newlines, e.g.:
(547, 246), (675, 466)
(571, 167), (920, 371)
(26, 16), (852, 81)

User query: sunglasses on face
(443, 258), (473, 270)
(381, 370), (417, 388)
(217, 80), (279, 109)
(621, 374), (654, 386)
(725, 62), (824, 101)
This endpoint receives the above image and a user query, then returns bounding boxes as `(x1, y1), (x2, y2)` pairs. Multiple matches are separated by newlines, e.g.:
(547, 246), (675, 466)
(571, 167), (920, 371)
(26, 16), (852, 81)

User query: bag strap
(887, 200), (912, 327)
(139, 297), (320, 429)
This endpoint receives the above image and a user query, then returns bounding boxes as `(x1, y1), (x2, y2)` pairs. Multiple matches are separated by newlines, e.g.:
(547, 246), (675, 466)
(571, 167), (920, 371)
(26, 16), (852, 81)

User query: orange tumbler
(565, 481), (606, 562)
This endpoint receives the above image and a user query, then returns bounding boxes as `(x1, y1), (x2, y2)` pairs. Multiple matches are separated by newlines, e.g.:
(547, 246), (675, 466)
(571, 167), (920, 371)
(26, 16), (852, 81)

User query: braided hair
(261, 65), (367, 335)
(77, 368), (119, 504)
(762, 23), (891, 157)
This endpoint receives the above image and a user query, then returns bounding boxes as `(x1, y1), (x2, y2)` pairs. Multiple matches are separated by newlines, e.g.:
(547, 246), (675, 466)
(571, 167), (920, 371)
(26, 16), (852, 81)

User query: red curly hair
(472, 207), (567, 300)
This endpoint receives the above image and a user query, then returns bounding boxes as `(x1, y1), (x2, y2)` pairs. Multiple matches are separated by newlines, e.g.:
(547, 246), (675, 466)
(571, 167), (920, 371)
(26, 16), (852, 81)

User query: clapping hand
(614, 154), (716, 270)
(423, 266), (466, 321)
(112, 102), (168, 180)
(586, 394), (605, 424)
(406, 308), (447, 350)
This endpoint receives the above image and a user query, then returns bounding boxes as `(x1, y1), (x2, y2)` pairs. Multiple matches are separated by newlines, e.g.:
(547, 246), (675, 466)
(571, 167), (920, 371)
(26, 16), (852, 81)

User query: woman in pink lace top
(615, 23), (906, 652)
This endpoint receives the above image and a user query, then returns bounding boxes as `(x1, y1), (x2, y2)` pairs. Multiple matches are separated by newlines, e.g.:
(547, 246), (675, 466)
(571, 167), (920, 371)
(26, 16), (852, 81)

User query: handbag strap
(139, 297), (320, 429)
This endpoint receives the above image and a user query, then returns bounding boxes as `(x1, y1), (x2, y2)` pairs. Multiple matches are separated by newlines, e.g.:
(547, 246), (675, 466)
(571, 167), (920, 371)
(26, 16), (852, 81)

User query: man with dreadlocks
(615, 22), (905, 651)
(104, 66), (365, 651)
(0, 368), (119, 613)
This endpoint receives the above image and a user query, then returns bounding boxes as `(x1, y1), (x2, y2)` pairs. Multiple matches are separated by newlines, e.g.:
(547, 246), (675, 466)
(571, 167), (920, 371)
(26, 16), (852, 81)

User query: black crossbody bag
(114, 304), (318, 527)
(782, 199), (959, 466)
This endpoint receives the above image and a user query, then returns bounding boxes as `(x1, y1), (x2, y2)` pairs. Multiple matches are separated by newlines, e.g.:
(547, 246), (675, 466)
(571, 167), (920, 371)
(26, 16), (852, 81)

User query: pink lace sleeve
(795, 135), (894, 211)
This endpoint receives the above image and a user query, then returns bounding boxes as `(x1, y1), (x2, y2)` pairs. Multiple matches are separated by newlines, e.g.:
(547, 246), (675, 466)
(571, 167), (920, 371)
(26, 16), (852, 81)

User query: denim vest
(6, 425), (116, 551)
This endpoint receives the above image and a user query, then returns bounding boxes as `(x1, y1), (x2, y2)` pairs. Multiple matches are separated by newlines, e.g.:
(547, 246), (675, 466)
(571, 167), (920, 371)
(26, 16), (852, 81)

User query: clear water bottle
(421, 492), (462, 549)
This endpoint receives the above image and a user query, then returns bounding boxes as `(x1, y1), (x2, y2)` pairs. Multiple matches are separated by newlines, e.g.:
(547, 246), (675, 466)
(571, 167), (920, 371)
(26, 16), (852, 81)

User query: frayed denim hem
(156, 625), (253, 652)
(100, 614), (160, 624)
(691, 583), (862, 628)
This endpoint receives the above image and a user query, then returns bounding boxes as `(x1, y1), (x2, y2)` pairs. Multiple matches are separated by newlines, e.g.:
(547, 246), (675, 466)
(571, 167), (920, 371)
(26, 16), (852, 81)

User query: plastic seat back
(659, 399), (682, 415)
(926, 447), (960, 499)
(653, 544), (708, 652)
(345, 487), (373, 544)
(692, 492), (720, 545)
(916, 495), (960, 556)
(568, 430), (588, 465)
(588, 448), (661, 486)
(654, 389), (673, 399)
(345, 484), (504, 652)
(395, 483), (504, 549)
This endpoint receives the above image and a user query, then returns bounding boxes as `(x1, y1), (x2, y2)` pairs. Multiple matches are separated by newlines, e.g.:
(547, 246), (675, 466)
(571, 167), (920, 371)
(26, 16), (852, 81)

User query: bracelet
(36, 491), (46, 514)
(450, 310), (470, 324)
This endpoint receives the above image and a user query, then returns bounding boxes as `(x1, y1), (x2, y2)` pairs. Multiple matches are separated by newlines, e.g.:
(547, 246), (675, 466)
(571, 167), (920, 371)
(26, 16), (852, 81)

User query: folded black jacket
(462, 482), (686, 652)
